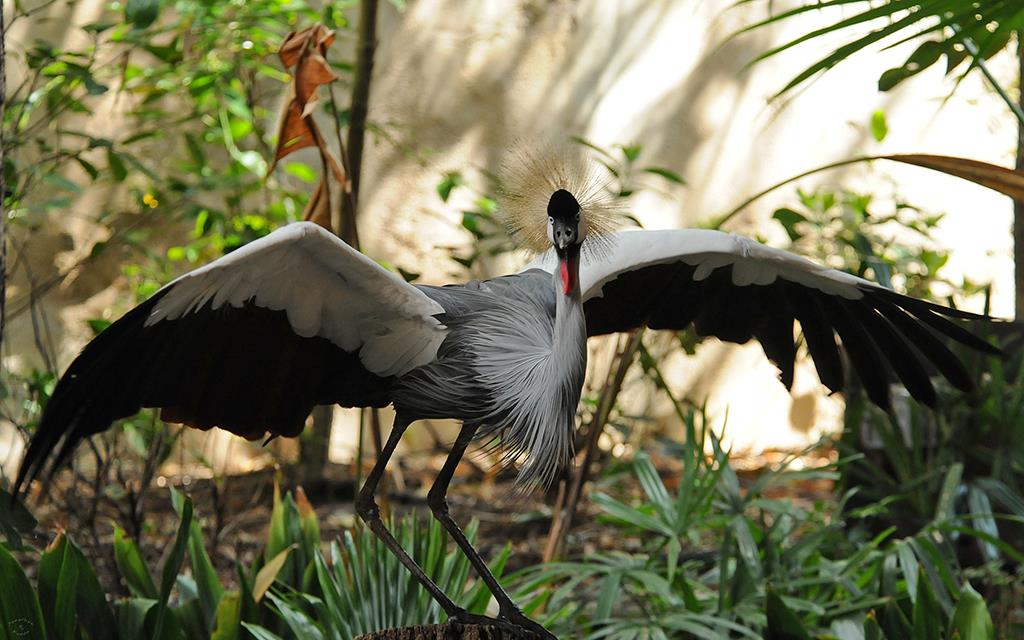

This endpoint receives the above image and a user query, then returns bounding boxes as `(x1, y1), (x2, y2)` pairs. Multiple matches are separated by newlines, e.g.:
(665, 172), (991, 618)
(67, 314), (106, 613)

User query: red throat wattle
(559, 252), (579, 295)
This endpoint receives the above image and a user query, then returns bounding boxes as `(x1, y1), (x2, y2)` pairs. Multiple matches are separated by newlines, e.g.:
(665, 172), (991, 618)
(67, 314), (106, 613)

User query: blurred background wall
(0, 0), (1016, 479)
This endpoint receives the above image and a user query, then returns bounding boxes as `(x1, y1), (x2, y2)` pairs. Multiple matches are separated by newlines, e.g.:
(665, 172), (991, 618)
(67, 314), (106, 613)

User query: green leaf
(641, 166), (686, 184)
(0, 542), (46, 640)
(911, 567), (941, 640)
(437, 171), (463, 202)
(210, 591), (241, 640)
(0, 487), (37, 550)
(42, 174), (81, 193)
(170, 487), (223, 627)
(284, 162), (318, 183)
(870, 110), (888, 142)
(37, 534), (116, 640)
(766, 586), (810, 640)
(76, 157), (99, 181)
(115, 598), (156, 639)
(949, 582), (994, 640)
(266, 593), (324, 640)
(114, 526), (158, 599)
(772, 208), (807, 241)
(240, 623), (286, 640)
(153, 495), (193, 640)
(106, 148), (127, 182)
(619, 143), (642, 162)
(125, 0), (161, 29)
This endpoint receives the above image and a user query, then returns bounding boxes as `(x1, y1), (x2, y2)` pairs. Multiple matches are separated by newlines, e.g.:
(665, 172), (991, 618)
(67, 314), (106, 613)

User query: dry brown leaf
(269, 22), (343, 175)
(885, 154), (1024, 202)
(271, 98), (317, 162)
(253, 544), (295, 602)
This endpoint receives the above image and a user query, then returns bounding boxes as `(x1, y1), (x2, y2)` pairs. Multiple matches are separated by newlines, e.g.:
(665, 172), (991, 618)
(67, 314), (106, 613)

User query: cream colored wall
(334, 0), (1015, 460)
(1, 0), (1016, 477)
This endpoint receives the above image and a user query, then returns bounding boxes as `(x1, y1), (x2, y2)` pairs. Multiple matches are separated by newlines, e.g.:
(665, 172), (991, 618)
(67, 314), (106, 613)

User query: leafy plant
(0, 483), (508, 639)
(513, 406), (1013, 638)
(732, 0), (1024, 125)
(770, 184), (978, 301)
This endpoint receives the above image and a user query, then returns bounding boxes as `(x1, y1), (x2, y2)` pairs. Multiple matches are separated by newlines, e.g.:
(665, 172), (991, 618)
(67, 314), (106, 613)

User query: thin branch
(710, 155), (887, 230)
(340, 0), (378, 247)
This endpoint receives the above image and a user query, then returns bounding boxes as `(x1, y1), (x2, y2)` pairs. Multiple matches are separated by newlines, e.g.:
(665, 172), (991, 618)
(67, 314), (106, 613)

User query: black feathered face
(547, 189), (583, 251)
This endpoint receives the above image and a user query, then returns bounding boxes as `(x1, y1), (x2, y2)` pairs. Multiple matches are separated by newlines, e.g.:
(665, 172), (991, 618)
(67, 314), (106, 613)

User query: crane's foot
(498, 606), (557, 640)
(449, 609), (555, 639)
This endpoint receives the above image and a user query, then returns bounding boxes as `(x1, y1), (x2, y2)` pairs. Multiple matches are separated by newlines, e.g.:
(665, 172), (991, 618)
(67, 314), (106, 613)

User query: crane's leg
(427, 423), (556, 640)
(356, 416), (526, 634)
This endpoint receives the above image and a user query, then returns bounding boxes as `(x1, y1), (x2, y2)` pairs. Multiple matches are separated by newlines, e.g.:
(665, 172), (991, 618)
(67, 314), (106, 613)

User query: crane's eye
(576, 212), (581, 221)
(548, 216), (554, 224)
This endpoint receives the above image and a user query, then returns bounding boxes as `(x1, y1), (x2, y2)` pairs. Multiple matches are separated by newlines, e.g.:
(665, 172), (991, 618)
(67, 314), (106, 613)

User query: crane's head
(547, 188), (583, 250)
(498, 141), (624, 293)
(547, 188), (584, 294)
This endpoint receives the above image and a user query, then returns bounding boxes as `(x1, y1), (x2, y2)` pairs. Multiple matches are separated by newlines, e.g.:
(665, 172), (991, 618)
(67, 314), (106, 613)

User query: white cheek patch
(578, 214), (589, 241)
(546, 219), (555, 245)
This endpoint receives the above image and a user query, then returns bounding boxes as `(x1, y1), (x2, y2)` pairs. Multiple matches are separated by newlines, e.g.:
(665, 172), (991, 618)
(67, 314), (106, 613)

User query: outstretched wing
(17, 222), (447, 493)
(526, 229), (999, 409)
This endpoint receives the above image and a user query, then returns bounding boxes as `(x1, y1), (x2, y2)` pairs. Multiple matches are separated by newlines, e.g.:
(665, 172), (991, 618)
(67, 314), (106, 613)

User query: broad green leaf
(766, 587), (810, 640)
(0, 487), (37, 550)
(106, 148), (127, 181)
(773, 207), (808, 242)
(125, 0), (161, 28)
(37, 534), (115, 640)
(949, 582), (994, 640)
(870, 110), (888, 142)
(911, 567), (941, 640)
(210, 592), (241, 640)
(115, 598), (155, 640)
(0, 542), (46, 640)
(42, 174), (81, 193)
(171, 488), (223, 628)
(284, 162), (318, 183)
(114, 526), (158, 599)
(153, 496), (193, 640)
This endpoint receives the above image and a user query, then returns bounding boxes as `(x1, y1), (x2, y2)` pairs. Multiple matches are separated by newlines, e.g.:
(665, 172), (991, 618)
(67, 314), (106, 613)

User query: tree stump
(354, 622), (542, 640)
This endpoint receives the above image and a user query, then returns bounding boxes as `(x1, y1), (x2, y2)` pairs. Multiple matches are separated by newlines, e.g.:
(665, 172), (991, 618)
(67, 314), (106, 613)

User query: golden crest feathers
(496, 141), (625, 258)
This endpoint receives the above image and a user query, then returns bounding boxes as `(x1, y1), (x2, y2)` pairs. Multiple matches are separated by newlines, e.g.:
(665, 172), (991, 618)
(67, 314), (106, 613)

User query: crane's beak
(553, 219), (581, 295)
(552, 218), (578, 251)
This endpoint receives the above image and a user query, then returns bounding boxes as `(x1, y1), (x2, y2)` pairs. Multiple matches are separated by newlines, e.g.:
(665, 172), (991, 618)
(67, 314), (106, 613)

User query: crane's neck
(553, 246), (587, 382)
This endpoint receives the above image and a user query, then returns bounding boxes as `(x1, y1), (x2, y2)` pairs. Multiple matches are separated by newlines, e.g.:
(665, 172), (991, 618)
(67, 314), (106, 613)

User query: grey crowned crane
(14, 154), (999, 638)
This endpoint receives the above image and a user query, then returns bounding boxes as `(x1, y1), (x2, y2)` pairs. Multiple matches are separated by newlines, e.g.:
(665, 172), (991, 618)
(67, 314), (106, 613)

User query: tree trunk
(355, 623), (536, 640)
